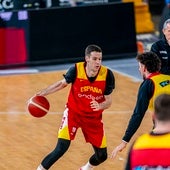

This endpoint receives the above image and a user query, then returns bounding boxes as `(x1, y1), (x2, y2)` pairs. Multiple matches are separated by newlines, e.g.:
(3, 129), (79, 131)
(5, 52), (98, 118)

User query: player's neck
(153, 122), (170, 134)
(85, 67), (98, 77)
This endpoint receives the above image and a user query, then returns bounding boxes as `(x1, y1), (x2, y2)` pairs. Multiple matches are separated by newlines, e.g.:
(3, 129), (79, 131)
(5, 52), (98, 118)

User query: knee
(90, 148), (108, 166)
(98, 152), (107, 163)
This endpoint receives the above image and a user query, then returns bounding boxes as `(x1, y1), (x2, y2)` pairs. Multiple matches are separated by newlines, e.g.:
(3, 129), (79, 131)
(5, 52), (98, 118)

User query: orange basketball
(27, 95), (50, 118)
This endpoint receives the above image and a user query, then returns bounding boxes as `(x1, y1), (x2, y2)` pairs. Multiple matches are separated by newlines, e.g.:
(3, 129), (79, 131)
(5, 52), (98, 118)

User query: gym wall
(0, 2), (137, 67)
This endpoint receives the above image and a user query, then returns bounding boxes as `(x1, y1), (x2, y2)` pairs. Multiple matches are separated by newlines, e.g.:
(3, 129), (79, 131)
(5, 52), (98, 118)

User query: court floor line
(0, 110), (133, 114)
(0, 68), (39, 75)
(112, 69), (142, 82)
(0, 58), (140, 79)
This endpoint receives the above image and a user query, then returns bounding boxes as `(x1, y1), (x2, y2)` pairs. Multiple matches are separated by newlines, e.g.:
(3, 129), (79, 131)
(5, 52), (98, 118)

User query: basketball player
(36, 44), (115, 170)
(110, 52), (170, 159)
(125, 93), (170, 169)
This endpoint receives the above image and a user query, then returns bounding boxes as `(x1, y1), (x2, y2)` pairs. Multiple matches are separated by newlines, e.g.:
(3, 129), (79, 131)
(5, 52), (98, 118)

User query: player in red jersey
(36, 44), (115, 170)
(125, 93), (170, 170)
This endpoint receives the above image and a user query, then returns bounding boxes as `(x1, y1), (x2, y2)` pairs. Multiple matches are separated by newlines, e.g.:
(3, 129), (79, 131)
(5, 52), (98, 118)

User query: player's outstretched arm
(36, 78), (68, 96)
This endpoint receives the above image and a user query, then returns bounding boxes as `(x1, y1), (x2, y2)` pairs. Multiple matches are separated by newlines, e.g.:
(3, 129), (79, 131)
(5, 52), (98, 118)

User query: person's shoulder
(102, 65), (112, 72)
(105, 67), (114, 76)
(152, 39), (164, 46)
(106, 67), (112, 72)
(133, 133), (151, 147)
(142, 78), (153, 84)
(67, 64), (76, 72)
(139, 78), (153, 91)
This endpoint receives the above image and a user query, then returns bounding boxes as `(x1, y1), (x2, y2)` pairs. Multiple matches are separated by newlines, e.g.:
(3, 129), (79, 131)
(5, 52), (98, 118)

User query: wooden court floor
(0, 70), (153, 170)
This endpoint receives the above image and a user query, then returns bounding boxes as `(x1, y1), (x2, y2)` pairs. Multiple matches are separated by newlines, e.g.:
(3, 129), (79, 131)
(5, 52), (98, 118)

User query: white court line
(0, 69), (39, 75)
(0, 110), (132, 114)
(112, 69), (142, 82)
(110, 62), (137, 68)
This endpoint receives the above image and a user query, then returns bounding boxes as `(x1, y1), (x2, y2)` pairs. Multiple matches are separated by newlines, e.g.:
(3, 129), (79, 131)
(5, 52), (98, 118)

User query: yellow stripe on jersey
(133, 133), (170, 149)
(76, 62), (107, 81)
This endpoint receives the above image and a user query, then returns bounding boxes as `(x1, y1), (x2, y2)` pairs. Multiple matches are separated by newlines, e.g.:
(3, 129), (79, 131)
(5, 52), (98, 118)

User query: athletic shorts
(58, 107), (107, 148)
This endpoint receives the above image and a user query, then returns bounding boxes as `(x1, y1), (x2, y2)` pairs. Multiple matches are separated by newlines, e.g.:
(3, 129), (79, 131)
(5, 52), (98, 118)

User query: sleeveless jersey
(67, 62), (107, 118)
(130, 133), (170, 169)
(148, 73), (170, 111)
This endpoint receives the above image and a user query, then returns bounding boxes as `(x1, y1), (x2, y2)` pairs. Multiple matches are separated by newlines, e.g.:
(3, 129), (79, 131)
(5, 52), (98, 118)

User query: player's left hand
(90, 100), (100, 111)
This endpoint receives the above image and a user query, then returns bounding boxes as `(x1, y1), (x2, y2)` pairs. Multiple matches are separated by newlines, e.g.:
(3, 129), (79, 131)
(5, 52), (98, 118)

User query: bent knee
(98, 152), (107, 163)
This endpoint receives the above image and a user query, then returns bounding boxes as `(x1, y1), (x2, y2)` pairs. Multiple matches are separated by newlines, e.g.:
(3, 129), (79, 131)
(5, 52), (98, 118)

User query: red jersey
(126, 133), (170, 169)
(67, 62), (107, 118)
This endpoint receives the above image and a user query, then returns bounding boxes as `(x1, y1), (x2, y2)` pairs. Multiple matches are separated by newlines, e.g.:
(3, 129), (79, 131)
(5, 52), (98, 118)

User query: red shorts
(58, 107), (107, 148)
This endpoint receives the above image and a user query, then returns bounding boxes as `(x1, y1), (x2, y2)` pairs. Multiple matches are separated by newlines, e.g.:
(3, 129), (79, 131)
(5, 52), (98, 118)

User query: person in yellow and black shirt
(125, 93), (170, 170)
(35, 44), (115, 170)
(111, 52), (170, 159)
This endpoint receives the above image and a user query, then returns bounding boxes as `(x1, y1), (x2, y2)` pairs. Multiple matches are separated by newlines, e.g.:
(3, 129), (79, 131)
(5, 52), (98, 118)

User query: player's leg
(37, 138), (71, 170)
(79, 115), (107, 170)
(90, 146), (107, 165)
(37, 107), (77, 170)
(80, 146), (107, 170)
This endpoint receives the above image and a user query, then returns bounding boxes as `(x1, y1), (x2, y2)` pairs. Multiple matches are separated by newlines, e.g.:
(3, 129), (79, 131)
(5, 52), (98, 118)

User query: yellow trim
(133, 133), (170, 149)
(58, 126), (70, 140)
(148, 74), (170, 111)
(100, 135), (107, 148)
(76, 62), (107, 81)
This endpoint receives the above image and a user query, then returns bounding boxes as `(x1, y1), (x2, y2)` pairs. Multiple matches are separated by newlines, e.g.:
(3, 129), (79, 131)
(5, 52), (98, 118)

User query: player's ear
(152, 112), (156, 121)
(143, 65), (147, 72)
(85, 55), (90, 62)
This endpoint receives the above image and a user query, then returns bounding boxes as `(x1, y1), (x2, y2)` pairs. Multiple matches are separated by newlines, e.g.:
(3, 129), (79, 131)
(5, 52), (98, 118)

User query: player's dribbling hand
(110, 141), (127, 159)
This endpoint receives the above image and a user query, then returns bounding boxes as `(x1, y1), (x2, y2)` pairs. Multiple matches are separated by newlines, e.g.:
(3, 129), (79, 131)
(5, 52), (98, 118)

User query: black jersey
(123, 72), (170, 142)
(122, 78), (154, 142)
(151, 37), (170, 75)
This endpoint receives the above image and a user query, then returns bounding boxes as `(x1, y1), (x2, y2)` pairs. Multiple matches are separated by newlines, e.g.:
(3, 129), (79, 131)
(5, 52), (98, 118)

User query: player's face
(163, 23), (170, 43)
(85, 51), (102, 73)
(138, 62), (146, 79)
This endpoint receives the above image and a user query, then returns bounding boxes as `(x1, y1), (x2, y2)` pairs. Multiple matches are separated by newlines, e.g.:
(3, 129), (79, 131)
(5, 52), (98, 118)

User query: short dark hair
(85, 44), (102, 56)
(154, 94), (170, 121)
(136, 52), (161, 73)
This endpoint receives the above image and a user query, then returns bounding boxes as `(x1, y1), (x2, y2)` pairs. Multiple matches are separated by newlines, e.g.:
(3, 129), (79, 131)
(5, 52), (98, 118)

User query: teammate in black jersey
(110, 52), (170, 159)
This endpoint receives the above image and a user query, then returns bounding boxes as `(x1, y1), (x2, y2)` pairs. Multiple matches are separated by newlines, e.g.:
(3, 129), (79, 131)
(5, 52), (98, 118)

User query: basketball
(27, 95), (50, 118)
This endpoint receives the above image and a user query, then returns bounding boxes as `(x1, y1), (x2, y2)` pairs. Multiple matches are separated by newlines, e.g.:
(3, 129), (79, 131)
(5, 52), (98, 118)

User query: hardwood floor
(0, 71), (152, 169)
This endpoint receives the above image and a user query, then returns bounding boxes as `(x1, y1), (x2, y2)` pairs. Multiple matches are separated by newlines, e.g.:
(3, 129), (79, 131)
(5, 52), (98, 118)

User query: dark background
(28, 2), (137, 64)
(0, 2), (137, 67)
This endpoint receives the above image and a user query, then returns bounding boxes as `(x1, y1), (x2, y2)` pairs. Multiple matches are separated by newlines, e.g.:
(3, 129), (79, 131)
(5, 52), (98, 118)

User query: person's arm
(36, 65), (76, 96)
(90, 93), (112, 111)
(90, 69), (115, 111)
(150, 40), (164, 57)
(110, 80), (153, 159)
(122, 80), (154, 142)
(100, 94), (113, 109)
(150, 42), (159, 54)
(36, 78), (68, 96)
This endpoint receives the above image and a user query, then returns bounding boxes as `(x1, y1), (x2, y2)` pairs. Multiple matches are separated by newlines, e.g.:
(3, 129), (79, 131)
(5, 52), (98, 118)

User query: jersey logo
(80, 86), (102, 94)
(159, 80), (170, 87)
